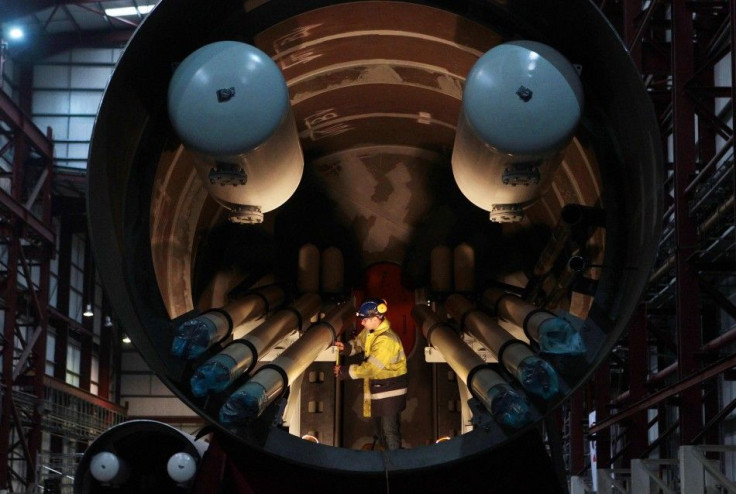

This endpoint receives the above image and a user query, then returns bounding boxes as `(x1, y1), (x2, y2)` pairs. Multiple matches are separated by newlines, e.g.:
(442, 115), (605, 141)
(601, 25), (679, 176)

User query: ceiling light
(105, 4), (155, 17)
(8, 27), (24, 40)
(83, 304), (94, 318)
(122, 335), (131, 344)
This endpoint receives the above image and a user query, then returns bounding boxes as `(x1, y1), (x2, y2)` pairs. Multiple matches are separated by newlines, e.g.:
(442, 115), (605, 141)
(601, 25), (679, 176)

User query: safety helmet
(356, 298), (388, 318)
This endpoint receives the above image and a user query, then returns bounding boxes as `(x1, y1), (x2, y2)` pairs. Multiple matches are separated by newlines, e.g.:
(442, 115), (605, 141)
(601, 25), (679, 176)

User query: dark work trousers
(373, 414), (401, 450)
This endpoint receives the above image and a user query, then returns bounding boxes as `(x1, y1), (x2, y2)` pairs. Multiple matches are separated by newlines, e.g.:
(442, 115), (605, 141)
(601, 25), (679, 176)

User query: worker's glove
(336, 340), (355, 356)
(333, 365), (349, 380)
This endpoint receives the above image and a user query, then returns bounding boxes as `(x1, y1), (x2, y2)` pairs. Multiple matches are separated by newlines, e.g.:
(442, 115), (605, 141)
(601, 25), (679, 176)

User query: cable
(381, 447), (391, 494)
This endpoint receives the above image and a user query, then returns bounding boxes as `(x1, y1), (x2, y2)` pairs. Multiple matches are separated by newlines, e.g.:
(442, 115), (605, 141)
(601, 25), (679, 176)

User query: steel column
(671, 0), (703, 445)
(594, 360), (612, 468)
(0, 65), (55, 491)
(27, 154), (53, 485)
(569, 388), (586, 474)
(625, 305), (649, 463)
(0, 224), (20, 489)
(53, 215), (73, 381)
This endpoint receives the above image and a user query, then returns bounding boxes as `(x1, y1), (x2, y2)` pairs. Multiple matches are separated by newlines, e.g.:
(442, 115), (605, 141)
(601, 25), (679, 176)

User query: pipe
(189, 293), (321, 397)
(614, 323), (736, 404)
(219, 303), (354, 424)
(698, 194), (734, 236)
(170, 284), (285, 360)
(482, 287), (586, 355)
(649, 194), (734, 287)
(412, 304), (531, 429)
(445, 294), (560, 400)
(683, 135), (733, 196)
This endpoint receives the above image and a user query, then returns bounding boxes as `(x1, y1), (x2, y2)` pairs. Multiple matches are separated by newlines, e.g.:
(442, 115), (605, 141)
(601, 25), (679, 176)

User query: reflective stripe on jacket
(348, 319), (408, 417)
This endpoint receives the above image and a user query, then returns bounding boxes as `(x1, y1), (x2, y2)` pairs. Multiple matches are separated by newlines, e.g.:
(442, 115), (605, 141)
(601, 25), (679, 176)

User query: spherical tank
(452, 40), (584, 223)
(167, 41), (304, 224)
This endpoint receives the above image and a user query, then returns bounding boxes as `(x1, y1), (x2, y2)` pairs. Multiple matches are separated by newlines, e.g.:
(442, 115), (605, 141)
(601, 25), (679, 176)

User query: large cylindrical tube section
(224, 284), (285, 329)
(86, 0), (663, 485)
(74, 420), (208, 493)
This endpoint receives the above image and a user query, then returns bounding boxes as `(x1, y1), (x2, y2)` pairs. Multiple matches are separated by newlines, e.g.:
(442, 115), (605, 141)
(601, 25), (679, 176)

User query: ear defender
(356, 298), (388, 318)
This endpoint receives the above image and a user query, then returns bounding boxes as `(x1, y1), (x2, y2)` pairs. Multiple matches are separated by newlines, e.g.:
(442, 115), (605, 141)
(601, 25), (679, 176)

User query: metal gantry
(569, 0), (736, 482)
(0, 79), (55, 491)
(0, 78), (126, 492)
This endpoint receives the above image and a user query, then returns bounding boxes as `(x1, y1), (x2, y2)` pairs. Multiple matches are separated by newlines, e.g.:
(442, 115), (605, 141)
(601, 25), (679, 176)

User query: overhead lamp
(8, 27), (24, 40)
(83, 304), (94, 318)
(122, 335), (132, 344)
(104, 316), (113, 328)
(105, 4), (155, 17)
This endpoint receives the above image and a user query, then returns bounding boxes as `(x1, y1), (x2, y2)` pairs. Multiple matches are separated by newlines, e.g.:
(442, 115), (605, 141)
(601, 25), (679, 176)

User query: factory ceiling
(1, 0), (144, 61)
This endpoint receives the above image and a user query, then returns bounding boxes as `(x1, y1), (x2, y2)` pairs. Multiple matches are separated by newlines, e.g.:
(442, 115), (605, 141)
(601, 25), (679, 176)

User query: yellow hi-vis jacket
(347, 319), (408, 417)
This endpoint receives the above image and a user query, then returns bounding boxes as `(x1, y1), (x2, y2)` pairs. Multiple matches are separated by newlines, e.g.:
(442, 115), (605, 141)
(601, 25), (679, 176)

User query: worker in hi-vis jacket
(334, 298), (408, 450)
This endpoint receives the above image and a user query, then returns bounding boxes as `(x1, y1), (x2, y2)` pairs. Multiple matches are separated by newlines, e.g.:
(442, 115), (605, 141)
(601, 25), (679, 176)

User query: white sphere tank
(167, 451), (198, 484)
(89, 451), (129, 484)
(168, 41), (304, 224)
(451, 41), (583, 223)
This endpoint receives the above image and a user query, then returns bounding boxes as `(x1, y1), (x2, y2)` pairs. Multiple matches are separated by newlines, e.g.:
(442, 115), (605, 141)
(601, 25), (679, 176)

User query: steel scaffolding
(569, 0), (736, 479)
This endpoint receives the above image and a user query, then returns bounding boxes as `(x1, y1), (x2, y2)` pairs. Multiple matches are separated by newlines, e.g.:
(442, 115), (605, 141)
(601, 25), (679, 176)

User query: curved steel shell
(86, 0), (662, 490)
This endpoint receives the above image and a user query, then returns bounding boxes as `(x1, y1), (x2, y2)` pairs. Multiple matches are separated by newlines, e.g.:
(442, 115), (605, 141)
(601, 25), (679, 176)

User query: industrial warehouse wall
(31, 47), (123, 171)
(119, 346), (203, 432)
(28, 45), (203, 433)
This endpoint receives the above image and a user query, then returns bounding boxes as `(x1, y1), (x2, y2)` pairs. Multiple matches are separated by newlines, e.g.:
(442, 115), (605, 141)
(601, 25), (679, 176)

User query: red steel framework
(0, 71), (55, 489)
(566, 0), (736, 476)
(0, 70), (125, 491)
